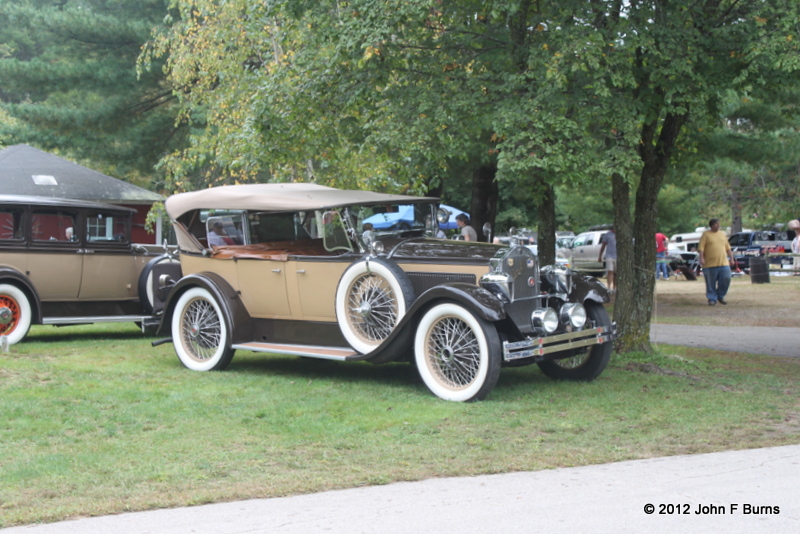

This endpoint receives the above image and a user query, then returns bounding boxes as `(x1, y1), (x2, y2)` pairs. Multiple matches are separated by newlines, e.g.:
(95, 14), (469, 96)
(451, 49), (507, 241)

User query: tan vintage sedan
(0, 195), (172, 345)
(155, 183), (616, 402)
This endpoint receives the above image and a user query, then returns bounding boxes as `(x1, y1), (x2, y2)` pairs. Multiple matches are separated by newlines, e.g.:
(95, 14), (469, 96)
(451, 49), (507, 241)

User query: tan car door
(78, 210), (141, 300)
(28, 209), (82, 300)
(235, 258), (293, 319)
(286, 258), (349, 322)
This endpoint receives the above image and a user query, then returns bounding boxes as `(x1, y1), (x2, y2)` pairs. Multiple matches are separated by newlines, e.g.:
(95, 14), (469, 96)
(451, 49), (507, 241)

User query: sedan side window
(0, 208), (24, 241)
(87, 212), (128, 243)
(32, 210), (77, 242)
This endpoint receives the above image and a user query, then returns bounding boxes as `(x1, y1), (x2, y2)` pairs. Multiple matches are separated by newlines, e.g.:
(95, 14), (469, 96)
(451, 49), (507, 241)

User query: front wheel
(537, 301), (612, 381)
(414, 302), (501, 402)
(0, 284), (32, 345)
(171, 287), (234, 371)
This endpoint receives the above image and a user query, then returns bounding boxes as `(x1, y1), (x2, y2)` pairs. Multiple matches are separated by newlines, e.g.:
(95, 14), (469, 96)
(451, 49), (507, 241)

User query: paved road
(3, 445), (798, 534)
(650, 324), (800, 358)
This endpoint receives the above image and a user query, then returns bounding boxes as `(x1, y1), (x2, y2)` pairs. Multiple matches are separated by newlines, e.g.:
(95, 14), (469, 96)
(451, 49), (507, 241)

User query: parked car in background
(154, 184), (616, 402)
(0, 195), (173, 345)
(569, 228), (610, 274)
(728, 231), (794, 272)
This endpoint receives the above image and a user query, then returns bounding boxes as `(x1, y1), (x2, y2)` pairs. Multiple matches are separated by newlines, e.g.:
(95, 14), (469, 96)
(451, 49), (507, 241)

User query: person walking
(792, 232), (800, 276)
(698, 218), (734, 306)
(598, 227), (617, 293)
(455, 213), (477, 242)
(655, 231), (670, 280)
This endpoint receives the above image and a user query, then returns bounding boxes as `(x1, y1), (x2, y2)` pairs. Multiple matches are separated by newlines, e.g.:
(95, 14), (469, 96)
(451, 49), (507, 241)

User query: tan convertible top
(165, 183), (436, 219)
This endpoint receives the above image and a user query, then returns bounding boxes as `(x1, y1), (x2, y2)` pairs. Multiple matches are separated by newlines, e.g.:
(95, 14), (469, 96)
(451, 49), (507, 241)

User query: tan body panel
(79, 253), (147, 300)
(180, 254), (494, 322)
(287, 260), (349, 322)
(236, 258), (293, 318)
(27, 252), (82, 300)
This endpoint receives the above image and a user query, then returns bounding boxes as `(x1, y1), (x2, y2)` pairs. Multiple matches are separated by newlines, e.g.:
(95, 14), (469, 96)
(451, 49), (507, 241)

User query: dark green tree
(0, 0), (182, 182)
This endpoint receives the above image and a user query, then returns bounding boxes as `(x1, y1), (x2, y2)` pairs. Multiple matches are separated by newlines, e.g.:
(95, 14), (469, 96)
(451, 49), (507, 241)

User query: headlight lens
(370, 240), (385, 254)
(531, 308), (559, 333)
(560, 302), (587, 329)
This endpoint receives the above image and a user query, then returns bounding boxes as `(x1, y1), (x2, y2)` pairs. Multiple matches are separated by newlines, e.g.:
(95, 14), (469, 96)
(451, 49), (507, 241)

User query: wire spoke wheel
(426, 316), (482, 388)
(550, 350), (591, 370)
(171, 287), (234, 371)
(180, 297), (223, 362)
(346, 272), (398, 343)
(537, 301), (612, 381)
(414, 302), (501, 402)
(336, 259), (413, 354)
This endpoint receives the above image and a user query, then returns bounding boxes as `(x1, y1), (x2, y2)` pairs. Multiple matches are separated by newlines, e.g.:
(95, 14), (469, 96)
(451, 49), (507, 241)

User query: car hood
(387, 238), (503, 264)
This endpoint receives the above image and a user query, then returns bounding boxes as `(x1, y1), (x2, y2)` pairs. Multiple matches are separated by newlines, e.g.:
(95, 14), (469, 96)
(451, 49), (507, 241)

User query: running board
(42, 315), (155, 326)
(231, 342), (361, 361)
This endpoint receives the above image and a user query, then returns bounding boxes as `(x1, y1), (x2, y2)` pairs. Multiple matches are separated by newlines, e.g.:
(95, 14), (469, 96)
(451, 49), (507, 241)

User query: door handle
(296, 269), (306, 274)
(272, 269), (281, 273)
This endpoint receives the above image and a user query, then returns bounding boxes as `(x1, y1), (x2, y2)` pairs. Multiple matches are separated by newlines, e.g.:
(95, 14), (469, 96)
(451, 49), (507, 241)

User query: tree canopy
(0, 0), (181, 181)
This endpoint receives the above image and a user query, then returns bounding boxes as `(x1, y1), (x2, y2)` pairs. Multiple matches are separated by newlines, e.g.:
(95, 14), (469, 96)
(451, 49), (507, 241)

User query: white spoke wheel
(0, 284), (32, 345)
(171, 287), (234, 371)
(537, 301), (612, 381)
(335, 259), (414, 354)
(414, 302), (501, 402)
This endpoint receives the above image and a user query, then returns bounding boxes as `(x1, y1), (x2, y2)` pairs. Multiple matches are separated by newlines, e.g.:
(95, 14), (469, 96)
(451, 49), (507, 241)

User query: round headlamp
(559, 302), (587, 329)
(370, 240), (385, 254)
(531, 307), (559, 334)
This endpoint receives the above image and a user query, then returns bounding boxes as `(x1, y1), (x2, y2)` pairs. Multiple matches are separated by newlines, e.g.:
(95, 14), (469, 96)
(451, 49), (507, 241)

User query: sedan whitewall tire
(0, 284), (32, 345)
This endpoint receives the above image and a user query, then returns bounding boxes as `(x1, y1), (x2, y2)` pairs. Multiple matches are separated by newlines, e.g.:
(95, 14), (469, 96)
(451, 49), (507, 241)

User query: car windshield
(350, 203), (438, 236)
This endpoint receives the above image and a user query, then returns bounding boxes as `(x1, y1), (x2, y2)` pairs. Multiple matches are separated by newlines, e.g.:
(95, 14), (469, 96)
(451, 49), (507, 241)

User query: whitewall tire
(0, 284), (32, 345)
(414, 302), (501, 402)
(335, 259), (414, 354)
(171, 287), (234, 371)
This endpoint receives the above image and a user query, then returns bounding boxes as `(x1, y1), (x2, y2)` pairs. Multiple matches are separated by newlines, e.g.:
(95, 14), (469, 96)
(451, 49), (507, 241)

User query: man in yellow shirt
(698, 218), (734, 306)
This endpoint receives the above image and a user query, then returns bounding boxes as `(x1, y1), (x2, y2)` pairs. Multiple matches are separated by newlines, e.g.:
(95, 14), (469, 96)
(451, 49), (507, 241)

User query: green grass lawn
(2, 317), (799, 526)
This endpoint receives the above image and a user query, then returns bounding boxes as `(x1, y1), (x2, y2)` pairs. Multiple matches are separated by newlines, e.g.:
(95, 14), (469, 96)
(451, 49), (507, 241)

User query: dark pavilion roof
(0, 144), (162, 204)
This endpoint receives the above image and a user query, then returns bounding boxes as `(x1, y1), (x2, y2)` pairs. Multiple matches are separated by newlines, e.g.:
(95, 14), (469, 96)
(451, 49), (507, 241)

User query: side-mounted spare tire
(138, 253), (181, 315)
(335, 257), (415, 354)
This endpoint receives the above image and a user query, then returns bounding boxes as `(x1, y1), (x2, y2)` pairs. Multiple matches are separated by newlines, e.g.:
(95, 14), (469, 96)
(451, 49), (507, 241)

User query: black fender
(363, 283), (507, 364)
(0, 267), (43, 324)
(156, 273), (252, 343)
(570, 273), (611, 304)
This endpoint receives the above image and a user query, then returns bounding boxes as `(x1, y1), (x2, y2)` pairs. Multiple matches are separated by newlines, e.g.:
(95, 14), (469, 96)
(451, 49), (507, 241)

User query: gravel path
(649, 324), (800, 358)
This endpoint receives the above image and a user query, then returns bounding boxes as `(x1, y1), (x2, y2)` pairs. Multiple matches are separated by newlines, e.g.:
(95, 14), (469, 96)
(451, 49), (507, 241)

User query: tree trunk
(730, 174), (742, 234)
(535, 176), (556, 266)
(470, 165), (498, 242)
(615, 112), (687, 353)
(609, 172), (634, 342)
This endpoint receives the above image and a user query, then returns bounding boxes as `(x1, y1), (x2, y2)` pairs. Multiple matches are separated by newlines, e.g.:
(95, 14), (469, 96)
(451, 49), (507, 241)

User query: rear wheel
(0, 284), (32, 345)
(171, 287), (234, 371)
(414, 302), (501, 402)
(537, 301), (611, 381)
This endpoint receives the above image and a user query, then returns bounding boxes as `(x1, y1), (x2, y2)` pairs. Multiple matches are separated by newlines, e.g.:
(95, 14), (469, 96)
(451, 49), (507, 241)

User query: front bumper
(503, 322), (617, 362)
